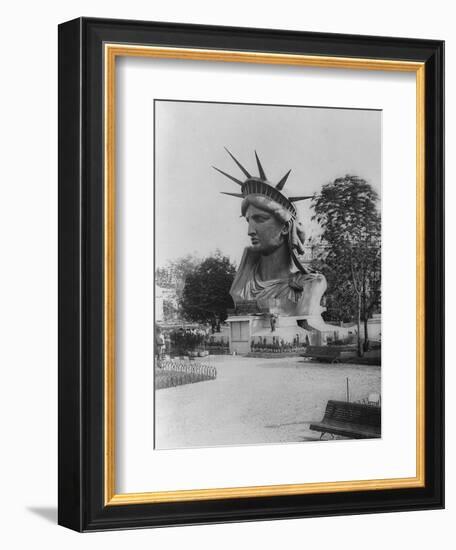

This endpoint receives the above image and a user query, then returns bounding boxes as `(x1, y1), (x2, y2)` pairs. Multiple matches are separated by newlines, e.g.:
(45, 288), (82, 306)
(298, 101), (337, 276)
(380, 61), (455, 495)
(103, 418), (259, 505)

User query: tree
(156, 254), (200, 290)
(155, 254), (201, 320)
(311, 175), (381, 355)
(180, 252), (236, 326)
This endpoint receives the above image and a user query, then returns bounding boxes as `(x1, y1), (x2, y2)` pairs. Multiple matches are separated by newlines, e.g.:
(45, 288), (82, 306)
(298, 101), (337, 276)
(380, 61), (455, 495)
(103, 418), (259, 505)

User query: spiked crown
(213, 148), (312, 220)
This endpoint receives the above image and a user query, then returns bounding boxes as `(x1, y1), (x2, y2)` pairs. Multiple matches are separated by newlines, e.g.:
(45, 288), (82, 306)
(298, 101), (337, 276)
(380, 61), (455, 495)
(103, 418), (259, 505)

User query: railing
(155, 360), (217, 390)
(250, 344), (307, 354)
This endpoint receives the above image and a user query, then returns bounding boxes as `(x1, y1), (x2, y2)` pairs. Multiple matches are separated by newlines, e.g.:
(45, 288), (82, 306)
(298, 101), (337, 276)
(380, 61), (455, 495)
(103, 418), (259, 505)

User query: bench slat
(310, 400), (381, 439)
(309, 421), (380, 439)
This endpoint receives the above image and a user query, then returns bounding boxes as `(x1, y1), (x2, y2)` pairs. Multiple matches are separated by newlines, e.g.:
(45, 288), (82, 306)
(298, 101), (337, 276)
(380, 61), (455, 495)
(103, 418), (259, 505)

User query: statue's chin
(249, 243), (282, 256)
(248, 244), (264, 254)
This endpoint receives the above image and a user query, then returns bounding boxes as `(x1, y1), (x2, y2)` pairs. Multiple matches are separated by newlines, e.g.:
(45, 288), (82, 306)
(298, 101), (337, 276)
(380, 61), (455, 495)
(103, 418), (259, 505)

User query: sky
(155, 100), (381, 268)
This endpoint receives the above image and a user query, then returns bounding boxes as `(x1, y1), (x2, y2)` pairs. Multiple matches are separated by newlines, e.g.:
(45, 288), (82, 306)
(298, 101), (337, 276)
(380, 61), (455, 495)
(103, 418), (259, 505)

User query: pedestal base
(226, 314), (351, 354)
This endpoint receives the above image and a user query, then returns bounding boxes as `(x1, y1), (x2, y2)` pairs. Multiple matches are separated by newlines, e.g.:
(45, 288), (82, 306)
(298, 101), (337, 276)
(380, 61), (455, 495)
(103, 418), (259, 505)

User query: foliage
(155, 360), (217, 389)
(311, 175), (381, 353)
(162, 299), (178, 320)
(155, 254), (201, 320)
(180, 252), (237, 324)
(169, 328), (206, 353)
(156, 254), (200, 289)
(250, 335), (306, 353)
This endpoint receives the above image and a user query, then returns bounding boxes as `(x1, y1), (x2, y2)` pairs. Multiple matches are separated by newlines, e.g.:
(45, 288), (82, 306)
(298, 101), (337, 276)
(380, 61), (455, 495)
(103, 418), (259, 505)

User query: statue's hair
(241, 194), (292, 223)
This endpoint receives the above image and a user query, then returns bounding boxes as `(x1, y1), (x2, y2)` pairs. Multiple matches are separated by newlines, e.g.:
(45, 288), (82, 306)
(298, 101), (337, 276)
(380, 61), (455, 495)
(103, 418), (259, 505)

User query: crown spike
(212, 166), (243, 186)
(289, 195), (313, 202)
(276, 169), (291, 191)
(220, 192), (244, 198)
(255, 151), (267, 180)
(224, 147), (251, 178)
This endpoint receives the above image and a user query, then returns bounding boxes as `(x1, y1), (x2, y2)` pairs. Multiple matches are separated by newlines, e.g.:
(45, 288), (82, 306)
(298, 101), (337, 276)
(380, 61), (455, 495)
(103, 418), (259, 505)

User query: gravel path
(155, 355), (380, 449)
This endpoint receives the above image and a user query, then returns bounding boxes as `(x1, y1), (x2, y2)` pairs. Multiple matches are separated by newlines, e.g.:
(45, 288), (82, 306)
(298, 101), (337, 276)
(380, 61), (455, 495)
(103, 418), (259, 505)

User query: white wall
(0, 1), (452, 548)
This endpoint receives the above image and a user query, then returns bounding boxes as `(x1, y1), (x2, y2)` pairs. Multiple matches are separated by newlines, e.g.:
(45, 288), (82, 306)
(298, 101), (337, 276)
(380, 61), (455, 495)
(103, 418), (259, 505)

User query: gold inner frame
(104, 44), (426, 506)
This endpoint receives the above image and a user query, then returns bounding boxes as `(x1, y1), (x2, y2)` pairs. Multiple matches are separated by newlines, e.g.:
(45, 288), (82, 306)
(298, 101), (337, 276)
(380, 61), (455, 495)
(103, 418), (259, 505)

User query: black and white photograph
(154, 100), (382, 449)
(0, 0), (449, 542)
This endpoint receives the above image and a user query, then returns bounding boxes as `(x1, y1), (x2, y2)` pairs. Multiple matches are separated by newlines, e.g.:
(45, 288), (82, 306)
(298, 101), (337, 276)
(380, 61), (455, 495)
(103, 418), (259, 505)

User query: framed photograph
(58, 17), (444, 531)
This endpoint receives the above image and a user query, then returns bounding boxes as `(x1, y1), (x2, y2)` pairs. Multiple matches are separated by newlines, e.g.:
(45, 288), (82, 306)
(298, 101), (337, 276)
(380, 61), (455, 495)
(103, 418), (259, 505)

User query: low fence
(249, 345), (307, 354)
(155, 360), (217, 390)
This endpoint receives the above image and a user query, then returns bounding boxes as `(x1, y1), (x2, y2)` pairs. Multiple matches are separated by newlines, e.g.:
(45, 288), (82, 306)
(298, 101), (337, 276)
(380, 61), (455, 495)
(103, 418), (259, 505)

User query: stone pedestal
(226, 313), (350, 354)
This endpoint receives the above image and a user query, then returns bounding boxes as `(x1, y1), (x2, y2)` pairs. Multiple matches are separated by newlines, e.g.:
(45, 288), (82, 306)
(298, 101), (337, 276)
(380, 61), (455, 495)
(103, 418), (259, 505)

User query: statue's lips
(250, 238), (259, 245)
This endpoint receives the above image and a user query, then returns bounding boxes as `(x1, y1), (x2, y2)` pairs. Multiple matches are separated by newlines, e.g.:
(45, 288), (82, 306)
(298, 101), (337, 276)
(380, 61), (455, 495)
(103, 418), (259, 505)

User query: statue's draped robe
(230, 248), (327, 317)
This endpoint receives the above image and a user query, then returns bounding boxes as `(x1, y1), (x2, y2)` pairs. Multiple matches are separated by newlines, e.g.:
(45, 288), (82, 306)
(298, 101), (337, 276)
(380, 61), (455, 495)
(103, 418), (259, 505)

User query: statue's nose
(247, 220), (256, 235)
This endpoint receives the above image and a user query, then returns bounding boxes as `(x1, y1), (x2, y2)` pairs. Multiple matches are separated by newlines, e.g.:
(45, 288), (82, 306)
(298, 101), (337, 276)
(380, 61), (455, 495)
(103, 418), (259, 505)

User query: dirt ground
(154, 355), (381, 449)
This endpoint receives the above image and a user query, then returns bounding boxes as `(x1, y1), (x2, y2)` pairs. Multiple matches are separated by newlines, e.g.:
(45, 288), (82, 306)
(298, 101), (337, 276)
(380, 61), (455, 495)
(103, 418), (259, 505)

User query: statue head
(213, 148), (311, 272)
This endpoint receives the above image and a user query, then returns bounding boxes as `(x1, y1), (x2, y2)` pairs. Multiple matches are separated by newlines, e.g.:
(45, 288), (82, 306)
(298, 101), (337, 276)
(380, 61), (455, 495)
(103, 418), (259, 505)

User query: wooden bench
(309, 400), (381, 439)
(301, 345), (343, 363)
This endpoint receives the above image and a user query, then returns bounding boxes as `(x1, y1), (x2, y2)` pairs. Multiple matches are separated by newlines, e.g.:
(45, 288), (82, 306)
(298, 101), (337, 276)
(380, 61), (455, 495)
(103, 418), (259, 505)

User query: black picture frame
(58, 17), (444, 532)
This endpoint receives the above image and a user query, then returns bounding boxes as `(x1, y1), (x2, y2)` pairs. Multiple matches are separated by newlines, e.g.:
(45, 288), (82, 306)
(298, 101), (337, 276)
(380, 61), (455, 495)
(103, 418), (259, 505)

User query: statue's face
(245, 204), (287, 255)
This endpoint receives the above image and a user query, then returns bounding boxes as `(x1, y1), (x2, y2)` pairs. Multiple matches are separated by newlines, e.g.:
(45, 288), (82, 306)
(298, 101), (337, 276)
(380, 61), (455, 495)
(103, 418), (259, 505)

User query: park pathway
(155, 355), (380, 449)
